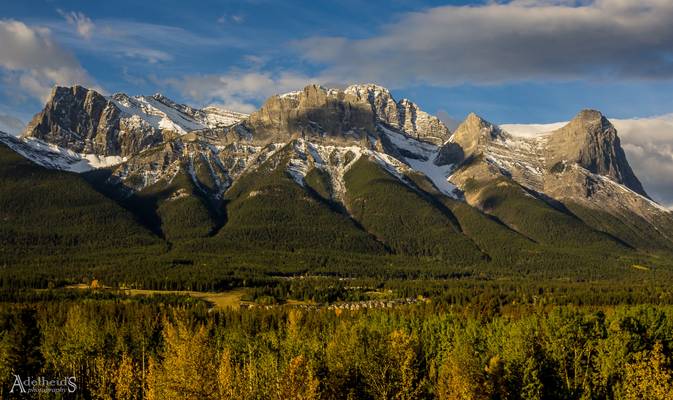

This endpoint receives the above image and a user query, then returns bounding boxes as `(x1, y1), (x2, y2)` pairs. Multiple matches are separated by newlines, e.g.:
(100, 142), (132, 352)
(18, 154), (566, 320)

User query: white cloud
(294, 0), (673, 88)
(164, 70), (324, 113)
(58, 10), (95, 40)
(612, 115), (673, 209)
(0, 113), (25, 136)
(217, 14), (245, 25)
(121, 48), (173, 64)
(0, 19), (99, 101)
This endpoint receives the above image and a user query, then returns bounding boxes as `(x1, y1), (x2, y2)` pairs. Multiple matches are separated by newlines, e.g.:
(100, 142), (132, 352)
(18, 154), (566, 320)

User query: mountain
(439, 111), (673, 251)
(3, 83), (673, 273)
(21, 86), (246, 158)
(244, 84), (450, 145)
(0, 139), (163, 269)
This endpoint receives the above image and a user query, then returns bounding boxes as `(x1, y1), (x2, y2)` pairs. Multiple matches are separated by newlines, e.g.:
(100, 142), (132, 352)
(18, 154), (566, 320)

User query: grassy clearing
(65, 285), (248, 310)
(128, 288), (248, 309)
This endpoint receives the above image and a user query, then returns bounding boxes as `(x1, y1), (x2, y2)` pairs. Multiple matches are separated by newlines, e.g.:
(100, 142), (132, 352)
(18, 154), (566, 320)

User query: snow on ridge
(135, 96), (205, 133)
(286, 140), (311, 186)
(0, 132), (125, 173)
(201, 106), (247, 127)
(279, 91), (302, 100)
(378, 125), (459, 198)
(591, 169), (672, 214)
(109, 93), (246, 134)
(499, 122), (567, 138)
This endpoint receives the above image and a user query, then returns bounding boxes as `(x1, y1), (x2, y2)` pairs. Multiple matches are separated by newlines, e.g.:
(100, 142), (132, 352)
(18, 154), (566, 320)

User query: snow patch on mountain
(109, 93), (246, 136)
(378, 125), (459, 198)
(280, 126), (461, 200)
(0, 132), (125, 172)
(500, 122), (567, 137)
(287, 140), (311, 186)
(308, 142), (364, 201)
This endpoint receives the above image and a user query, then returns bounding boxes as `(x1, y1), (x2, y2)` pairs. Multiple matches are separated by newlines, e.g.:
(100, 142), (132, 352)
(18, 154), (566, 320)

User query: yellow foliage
(622, 342), (673, 400)
(217, 348), (243, 400)
(114, 353), (136, 400)
(149, 318), (219, 400)
(275, 355), (319, 400)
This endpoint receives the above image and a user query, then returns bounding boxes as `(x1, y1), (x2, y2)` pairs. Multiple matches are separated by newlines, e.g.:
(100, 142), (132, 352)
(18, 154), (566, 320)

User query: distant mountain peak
(547, 109), (647, 196)
(435, 112), (503, 166)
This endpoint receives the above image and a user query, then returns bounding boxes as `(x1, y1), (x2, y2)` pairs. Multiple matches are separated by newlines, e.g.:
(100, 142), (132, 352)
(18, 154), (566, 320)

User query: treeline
(2, 241), (671, 294)
(1, 298), (673, 399)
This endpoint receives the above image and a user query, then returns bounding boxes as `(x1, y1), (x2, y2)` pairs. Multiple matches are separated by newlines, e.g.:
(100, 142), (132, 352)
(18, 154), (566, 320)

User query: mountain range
(1, 83), (672, 277)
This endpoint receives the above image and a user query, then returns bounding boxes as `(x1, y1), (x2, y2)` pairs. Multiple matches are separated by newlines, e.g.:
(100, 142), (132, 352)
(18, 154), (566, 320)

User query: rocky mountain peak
(247, 83), (448, 143)
(248, 83), (451, 145)
(546, 109), (647, 196)
(245, 84), (376, 143)
(22, 86), (247, 158)
(435, 113), (502, 166)
(344, 83), (451, 144)
(22, 85), (123, 155)
(344, 83), (393, 102)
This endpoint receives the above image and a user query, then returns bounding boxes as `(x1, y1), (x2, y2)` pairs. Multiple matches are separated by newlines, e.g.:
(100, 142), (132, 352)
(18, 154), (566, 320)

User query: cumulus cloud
(58, 10), (95, 40)
(293, 0), (673, 87)
(0, 19), (99, 101)
(164, 71), (324, 113)
(0, 113), (25, 136)
(612, 115), (673, 209)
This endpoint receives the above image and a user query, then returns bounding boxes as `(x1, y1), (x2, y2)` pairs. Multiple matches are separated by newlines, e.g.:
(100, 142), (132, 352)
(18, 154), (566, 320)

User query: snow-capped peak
(109, 92), (245, 135)
(344, 83), (392, 97)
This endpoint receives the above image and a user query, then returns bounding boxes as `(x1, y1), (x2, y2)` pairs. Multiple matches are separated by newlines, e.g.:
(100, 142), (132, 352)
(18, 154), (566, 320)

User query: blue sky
(2, 0), (673, 125)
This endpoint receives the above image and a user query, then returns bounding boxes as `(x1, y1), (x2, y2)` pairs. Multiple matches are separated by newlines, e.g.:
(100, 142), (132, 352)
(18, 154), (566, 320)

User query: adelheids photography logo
(10, 375), (77, 394)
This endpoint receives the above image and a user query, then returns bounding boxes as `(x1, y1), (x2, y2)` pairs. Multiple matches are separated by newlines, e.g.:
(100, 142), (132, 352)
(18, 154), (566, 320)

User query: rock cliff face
(344, 84), (451, 144)
(438, 110), (647, 197)
(246, 84), (451, 145)
(22, 86), (126, 155)
(544, 110), (647, 196)
(434, 113), (503, 166)
(21, 86), (247, 157)
(107, 135), (278, 199)
(245, 84), (376, 144)
(9, 83), (673, 252)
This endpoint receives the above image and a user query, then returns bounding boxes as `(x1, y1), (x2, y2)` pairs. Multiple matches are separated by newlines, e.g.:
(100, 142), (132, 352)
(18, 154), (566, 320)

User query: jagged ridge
(5, 84), (673, 255)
